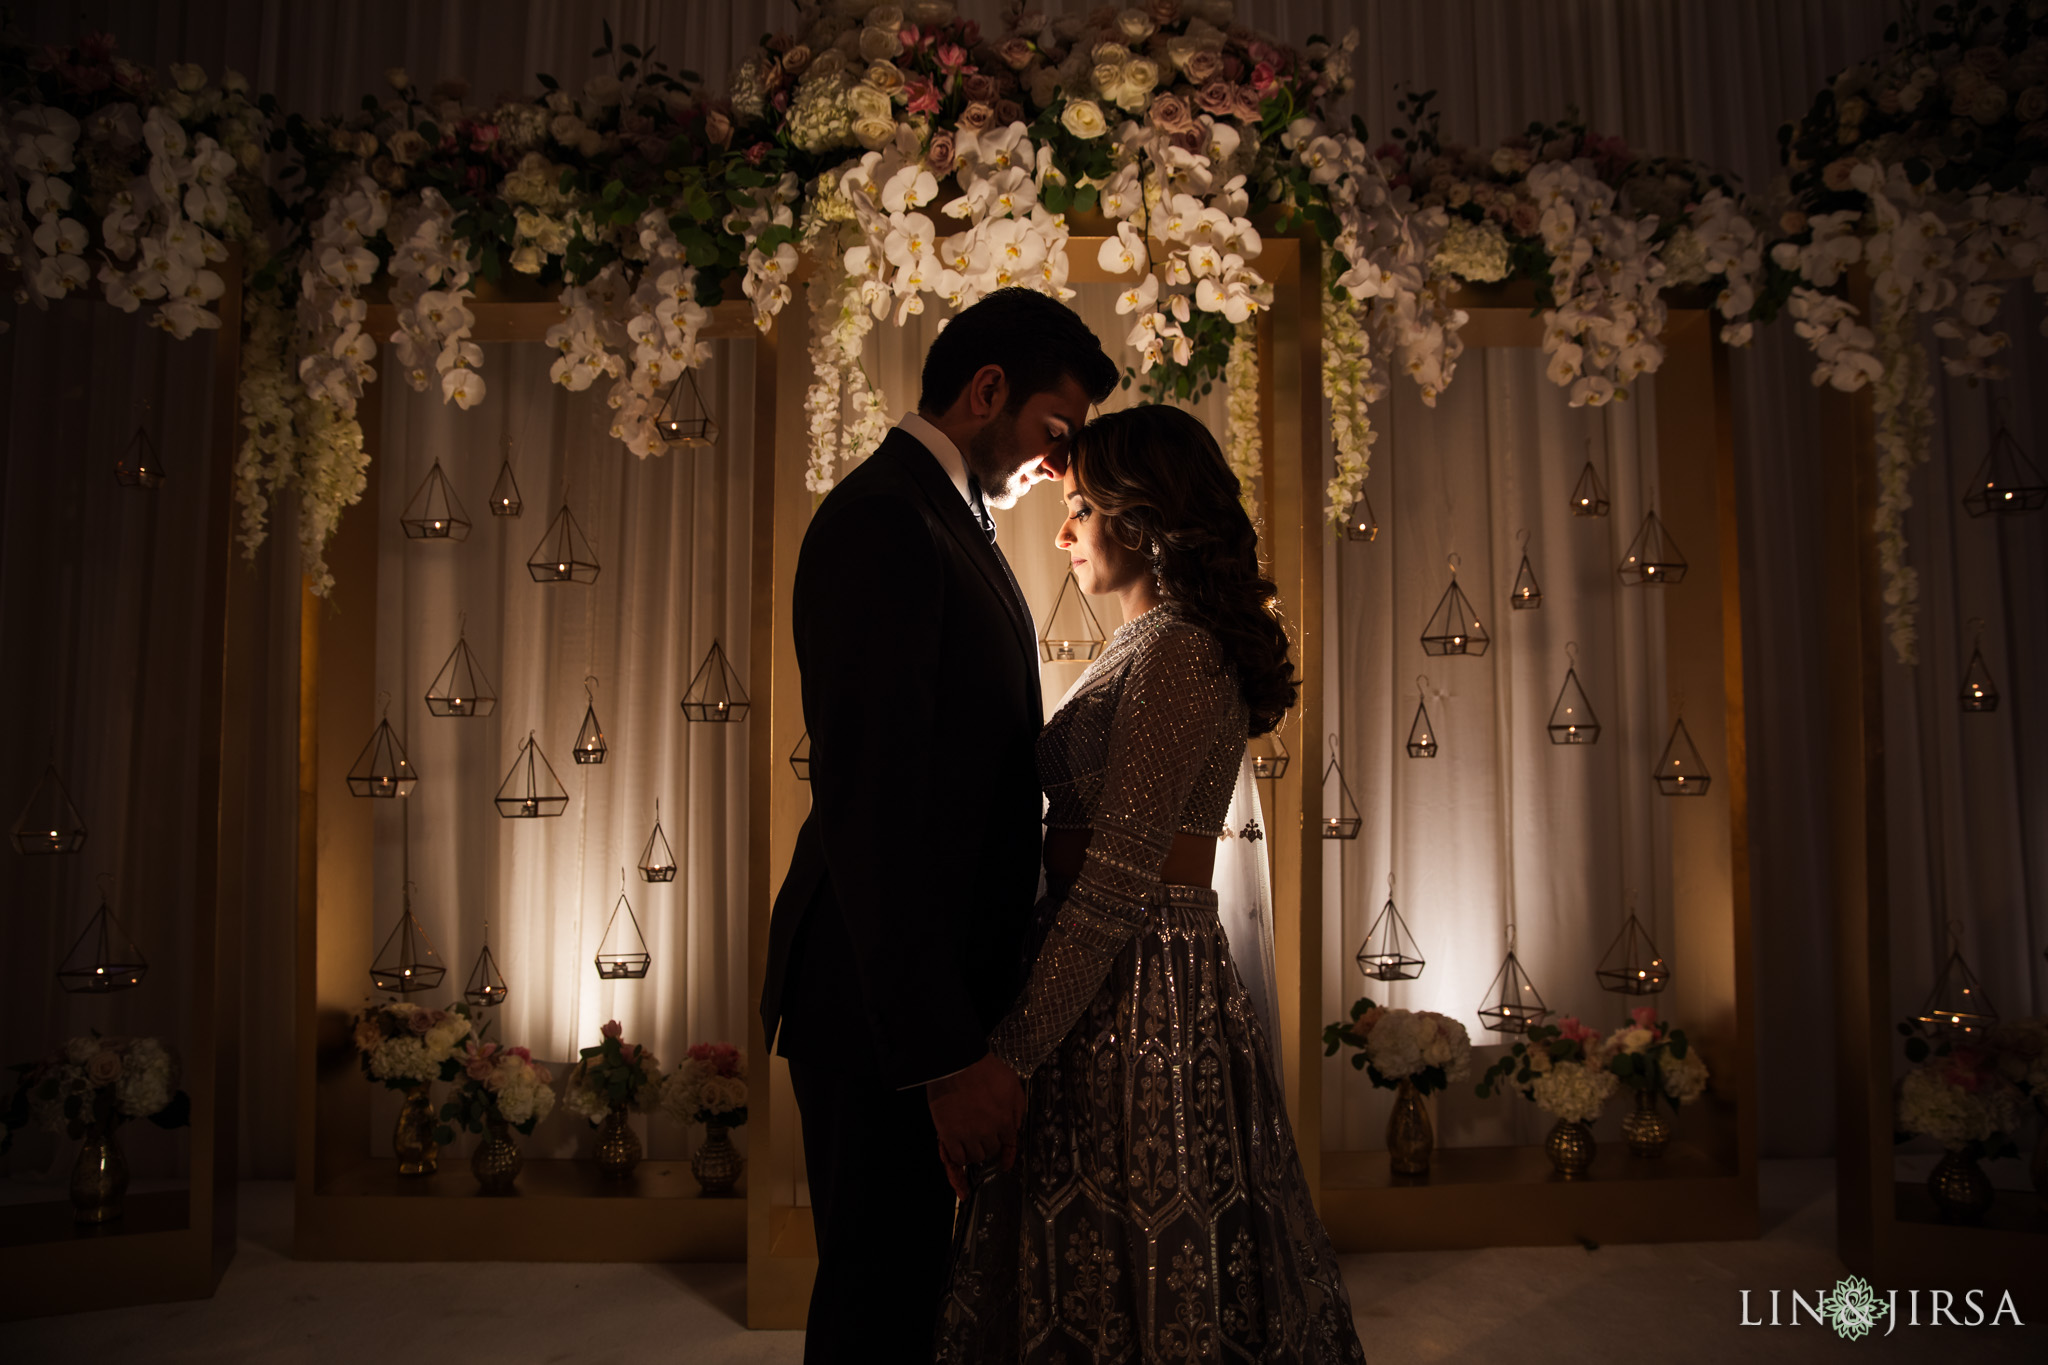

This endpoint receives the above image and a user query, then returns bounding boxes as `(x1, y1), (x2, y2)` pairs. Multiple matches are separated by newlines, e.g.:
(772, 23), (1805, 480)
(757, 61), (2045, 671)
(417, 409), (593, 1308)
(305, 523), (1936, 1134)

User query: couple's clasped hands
(928, 1052), (1024, 1200)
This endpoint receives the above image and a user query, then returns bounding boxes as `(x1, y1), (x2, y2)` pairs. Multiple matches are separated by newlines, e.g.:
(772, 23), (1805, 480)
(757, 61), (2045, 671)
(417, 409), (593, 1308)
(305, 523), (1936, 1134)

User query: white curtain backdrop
(6, 0), (2042, 1180)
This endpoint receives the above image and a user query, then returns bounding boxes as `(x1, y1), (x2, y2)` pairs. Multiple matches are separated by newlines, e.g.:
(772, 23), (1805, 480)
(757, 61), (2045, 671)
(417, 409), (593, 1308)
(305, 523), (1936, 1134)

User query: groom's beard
(964, 409), (1035, 510)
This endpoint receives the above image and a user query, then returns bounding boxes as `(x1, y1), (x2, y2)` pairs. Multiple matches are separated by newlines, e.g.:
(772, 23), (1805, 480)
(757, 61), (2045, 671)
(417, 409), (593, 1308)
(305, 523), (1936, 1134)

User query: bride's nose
(1055, 519), (1076, 549)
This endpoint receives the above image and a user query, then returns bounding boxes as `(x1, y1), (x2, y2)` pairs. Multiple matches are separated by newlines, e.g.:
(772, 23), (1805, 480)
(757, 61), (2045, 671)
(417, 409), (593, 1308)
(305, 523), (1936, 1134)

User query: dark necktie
(967, 475), (998, 542)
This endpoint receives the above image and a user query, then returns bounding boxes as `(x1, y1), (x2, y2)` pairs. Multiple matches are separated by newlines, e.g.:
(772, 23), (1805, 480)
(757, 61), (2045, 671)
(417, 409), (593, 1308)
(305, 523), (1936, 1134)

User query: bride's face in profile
(1056, 469), (1145, 598)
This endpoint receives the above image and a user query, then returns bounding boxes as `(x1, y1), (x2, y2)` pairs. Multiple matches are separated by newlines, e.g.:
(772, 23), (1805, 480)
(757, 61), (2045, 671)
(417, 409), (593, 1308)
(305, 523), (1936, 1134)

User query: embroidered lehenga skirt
(936, 883), (1367, 1364)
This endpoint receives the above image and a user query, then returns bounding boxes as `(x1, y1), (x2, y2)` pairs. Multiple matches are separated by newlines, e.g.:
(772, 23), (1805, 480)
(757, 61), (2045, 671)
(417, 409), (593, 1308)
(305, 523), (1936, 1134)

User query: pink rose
(87, 1049), (123, 1086)
(1821, 157), (1857, 191)
(1193, 80), (1235, 116)
(1509, 201), (1540, 235)
(1147, 91), (1195, 133)
(744, 141), (769, 165)
(996, 37), (1037, 71)
(1147, 0), (1181, 22)
(781, 44), (812, 76)
(957, 101), (995, 132)
(1628, 1006), (1663, 1038)
(600, 1019), (623, 1041)
(927, 129), (957, 177)
(506, 1046), (531, 1062)
(1249, 61), (1277, 94)
(963, 72), (998, 104)
(464, 1041), (500, 1081)
(993, 98), (1024, 127)
(1230, 84), (1263, 122)
(407, 1009), (435, 1035)
(1183, 49), (1223, 85)
(1557, 1016), (1599, 1045)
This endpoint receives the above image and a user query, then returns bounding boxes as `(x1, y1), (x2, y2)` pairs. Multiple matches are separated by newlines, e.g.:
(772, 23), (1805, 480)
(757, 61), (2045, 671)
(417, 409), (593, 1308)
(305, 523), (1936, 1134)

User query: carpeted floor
(9, 1160), (2042, 1362)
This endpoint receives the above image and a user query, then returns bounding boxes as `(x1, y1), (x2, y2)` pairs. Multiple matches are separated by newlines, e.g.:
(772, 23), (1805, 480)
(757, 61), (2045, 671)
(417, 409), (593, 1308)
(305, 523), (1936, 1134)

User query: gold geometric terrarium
(370, 884), (446, 994)
(681, 640), (749, 722)
(1421, 557), (1489, 656)
(1356, 875), (1424, 981)
(1040, 570), (1107, 663)
(572, 676), (607, 764)
(595, 870), (652, 980)
(1510, 554), (1542, 610)
(494, 732), (568, 818)
(655, 368), (719, 447)
(638, 799), (677, 882)
(1619, 509), (1687, 585)
(57, 886), (147, 994)
(113, 423), (168, 489)
(489, 457), (523, 517)
(424, 621), (497, 717)
(399, 458), (471, 541)
(463, 924), (508, 1009)
(1547, 646), (1600, 745)
(1913, 946), (1998, 1035)
(12, 763), (88, 854)
(1344, 488), (1380, 542)
(1570, 455), (1610, 517)
(1478, 945), (1550, 1035)
(1595, 911), (1669, 995)
(1320, 737), (1362, 840)
(1961, 418), (2047, 516)
(1406, 677), (1439, 759)
(527, 502), (600, 583)
(1960, 622), (1999, 713)
(345, 703), (418, 798)
(1250, 730), (1290, 781)
(1653, 716), (1710, 796)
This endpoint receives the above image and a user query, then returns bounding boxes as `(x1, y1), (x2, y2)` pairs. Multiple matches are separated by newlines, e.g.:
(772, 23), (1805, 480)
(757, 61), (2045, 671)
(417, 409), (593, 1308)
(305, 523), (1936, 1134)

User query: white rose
(170, 62), (208, 93)
(1061, 99), (1109, 139)
(867, 4), (905, 29)
(550, 113), (586, 145)
(1116, 9), (1157, 42)
(853, 116), (898, 149)
(1123, 57), (1160, 95)
(859, 26), (901, 62)
(583, 74), (623, 107)
(848, 84), (894, 123)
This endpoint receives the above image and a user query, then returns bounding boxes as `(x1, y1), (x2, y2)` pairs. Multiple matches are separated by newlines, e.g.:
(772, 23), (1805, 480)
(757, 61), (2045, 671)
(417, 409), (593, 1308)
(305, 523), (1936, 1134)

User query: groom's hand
(927, 1052), (1023, 1171)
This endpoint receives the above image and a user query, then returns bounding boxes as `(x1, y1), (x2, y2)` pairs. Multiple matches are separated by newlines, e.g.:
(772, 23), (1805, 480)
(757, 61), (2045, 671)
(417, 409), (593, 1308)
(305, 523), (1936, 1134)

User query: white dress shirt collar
(896, 411), (974, 509)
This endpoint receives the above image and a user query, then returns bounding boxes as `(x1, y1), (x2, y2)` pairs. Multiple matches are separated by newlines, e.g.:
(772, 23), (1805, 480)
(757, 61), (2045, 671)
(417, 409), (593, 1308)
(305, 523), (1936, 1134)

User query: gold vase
(1927, 1149), (1993, 1222)
(596, 1106), (641, 1179)
(691, 1123), (744, 1196)
(1621, 1088), (1673, 1158)
(1385, 1079), (1434, 1177)
(393, 1082), (438, 1176)
(471, 1115), (522, 1195)
(1544, 1117), (1596, 1179)
(70, 1121), (128, 1224)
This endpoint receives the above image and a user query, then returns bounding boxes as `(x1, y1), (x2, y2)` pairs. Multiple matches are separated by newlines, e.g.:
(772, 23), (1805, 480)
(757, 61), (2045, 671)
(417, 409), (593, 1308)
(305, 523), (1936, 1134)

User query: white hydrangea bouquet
(1602, 1006), (1710, 1112)
(2, 1034), (189, 1149)
(1895, 1032), (2025, 1161)
(561, 1020), (664, 1125)
(1321, 998), (1472, 1096)
(661, 1042), (750, 1129)
(434, 1039), (558, 1141)
(1476, 1017), (1620, 1123)
(349, 1000), (473, 1090)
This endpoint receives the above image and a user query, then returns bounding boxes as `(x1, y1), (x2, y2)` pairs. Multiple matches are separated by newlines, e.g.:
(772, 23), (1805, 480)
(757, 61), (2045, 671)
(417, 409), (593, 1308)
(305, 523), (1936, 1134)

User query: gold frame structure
(0, 257), (250, 1319)
(291, 284), (762, 1261)
(1313, 292), (1759, 1251)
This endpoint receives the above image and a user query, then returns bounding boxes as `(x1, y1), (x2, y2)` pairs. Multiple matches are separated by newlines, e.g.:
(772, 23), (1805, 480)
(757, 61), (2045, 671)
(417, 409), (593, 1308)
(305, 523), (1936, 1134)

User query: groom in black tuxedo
(761, 289), (1118, 1361)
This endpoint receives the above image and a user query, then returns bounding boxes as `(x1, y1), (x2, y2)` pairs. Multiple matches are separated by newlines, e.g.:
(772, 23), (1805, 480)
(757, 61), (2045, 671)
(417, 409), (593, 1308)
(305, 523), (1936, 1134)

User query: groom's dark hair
(918, 288), (1119, 415)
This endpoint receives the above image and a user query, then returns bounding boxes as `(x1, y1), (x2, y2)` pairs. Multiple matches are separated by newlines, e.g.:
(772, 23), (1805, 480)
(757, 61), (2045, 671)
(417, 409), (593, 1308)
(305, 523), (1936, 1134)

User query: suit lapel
(882, 433), (1041, 668)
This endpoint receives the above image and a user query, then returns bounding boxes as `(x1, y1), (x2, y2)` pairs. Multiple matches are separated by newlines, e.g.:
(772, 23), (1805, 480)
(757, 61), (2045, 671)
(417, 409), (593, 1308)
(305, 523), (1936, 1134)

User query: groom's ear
(964, 363), (1009, 420)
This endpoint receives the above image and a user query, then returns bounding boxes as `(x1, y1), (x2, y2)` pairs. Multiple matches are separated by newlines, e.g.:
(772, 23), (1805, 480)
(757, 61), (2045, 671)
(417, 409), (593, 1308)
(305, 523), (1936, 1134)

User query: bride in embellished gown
(937, 406), (1366, 1364)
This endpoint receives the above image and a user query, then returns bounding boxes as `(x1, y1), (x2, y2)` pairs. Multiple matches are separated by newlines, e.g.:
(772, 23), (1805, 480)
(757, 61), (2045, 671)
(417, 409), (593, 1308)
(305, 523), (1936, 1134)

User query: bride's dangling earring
(1149, 540), (1163, 591)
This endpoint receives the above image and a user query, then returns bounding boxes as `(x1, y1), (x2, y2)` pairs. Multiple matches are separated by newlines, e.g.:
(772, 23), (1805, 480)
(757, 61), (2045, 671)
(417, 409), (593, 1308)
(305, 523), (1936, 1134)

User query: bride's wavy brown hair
(1070, 405), (1297, 736)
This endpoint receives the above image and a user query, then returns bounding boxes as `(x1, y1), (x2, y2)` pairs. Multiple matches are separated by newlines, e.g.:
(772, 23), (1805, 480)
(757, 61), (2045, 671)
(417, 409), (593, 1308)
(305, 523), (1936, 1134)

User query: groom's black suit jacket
(761, 428), (1044, 1090)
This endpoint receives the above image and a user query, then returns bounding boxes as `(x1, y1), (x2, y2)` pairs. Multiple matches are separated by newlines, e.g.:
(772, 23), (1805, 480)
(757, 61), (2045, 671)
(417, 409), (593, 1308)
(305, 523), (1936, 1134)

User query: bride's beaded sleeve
(989, 606), (1246, 1079)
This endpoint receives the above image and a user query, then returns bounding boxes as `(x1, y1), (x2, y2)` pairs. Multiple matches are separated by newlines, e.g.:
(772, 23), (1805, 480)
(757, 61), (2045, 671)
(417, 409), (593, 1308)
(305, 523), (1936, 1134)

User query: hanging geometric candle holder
(57, 878), (147, 994)
(1478, 939), (1550, 1035)
(424, 618), (497, 717)
(1653, 715), (1711, 796)
(1039, 570), (1108, 662)
(1961, 411), (2047, 516)
(1569, 451), (1609, 517)
(654, 368), (719, 447)
(1959, 619), (1999, 713)
(345, 697), (418, 798)
(790, 730), (811, 782)
(370, 883), (446, 994)
(1344, 488), (1380, 542)
(463, 919), (508, 1008)
(1547, 643), (1600, 745)
(399, 458), (471, 541)
(11, 763), (88, 854)
(1421, 555), (1489, 656)
(113, 418), (168, 489)
(1595, 907), (1669, 995)
(572, 676), (607, 764)
(681, 641), (750, 722)
(527, 501), (600, 583)
(595, 868), (652, 979)
(1250, 730), (1290, 781)
(1356, 874), (1424, 981)
(1321, 736), (1362, 839)
(1618, 505), (1687, 585)
(1913, 941), (1999, 1034)
(638, 799), (677, 882)
(1509, 530), (1542, 609)
(494, 732), (568, 818)
(489, 457), (523, 517)
(1406, 676), (1439, 758)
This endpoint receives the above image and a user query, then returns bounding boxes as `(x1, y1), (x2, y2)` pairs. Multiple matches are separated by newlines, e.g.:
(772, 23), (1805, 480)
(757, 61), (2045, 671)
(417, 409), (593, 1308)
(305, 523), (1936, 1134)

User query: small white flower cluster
(661, 1056), (749, 1127)
(607, 213), (713, 456)
(544, 265), (629, 393)
(1320, 253), (1386, 531)
(24, 1036), (182, 1131)
(478, 1051), (557, 1128)
(1785, 286), (1883, 392)
(352, 1001), (472, 1086)
(1660, 1046), (1710, 1105)
(386, 189), (485, 409)
(1434, 216), (1511, 284)
(1526, 159), (1668, 408)
(1686, 188), (1764, 346)
(802, 267), (888, 496)
(562, 1046), (666, 1124)
(1529, 1057), (1619, 1123)
(1222, 320), (1261, 521)
(9, 106), (88, 301)
(296, 175), (388, 411)
(732, 171), (802, 333)
(1360, 1007), (1473, 1086)
(1897, 1060), (2026, 1151)
(233, 289), (299, 558)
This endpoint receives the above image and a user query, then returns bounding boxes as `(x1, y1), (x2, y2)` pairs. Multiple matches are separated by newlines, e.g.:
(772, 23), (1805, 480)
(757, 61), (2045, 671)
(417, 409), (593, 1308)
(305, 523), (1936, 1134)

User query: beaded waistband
(1044, 876), (1218, 909)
